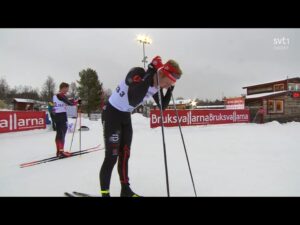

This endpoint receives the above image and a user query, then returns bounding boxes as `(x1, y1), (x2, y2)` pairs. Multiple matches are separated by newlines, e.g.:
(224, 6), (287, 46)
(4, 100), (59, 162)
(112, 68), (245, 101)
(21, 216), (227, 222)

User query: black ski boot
(120, 184), (141, 197)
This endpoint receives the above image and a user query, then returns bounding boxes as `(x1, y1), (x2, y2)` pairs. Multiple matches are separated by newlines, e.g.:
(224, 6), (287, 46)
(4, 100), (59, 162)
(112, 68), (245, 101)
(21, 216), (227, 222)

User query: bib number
(116, 86), (125, 97)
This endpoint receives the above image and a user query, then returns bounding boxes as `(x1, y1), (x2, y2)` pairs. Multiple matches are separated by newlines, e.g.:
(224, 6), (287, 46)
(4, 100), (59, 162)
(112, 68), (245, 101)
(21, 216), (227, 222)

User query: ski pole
(171, 93), (198, 197)
(79, 104), (82, 155)
(69, 110), (78, 152)
(156, 68), (170, 197)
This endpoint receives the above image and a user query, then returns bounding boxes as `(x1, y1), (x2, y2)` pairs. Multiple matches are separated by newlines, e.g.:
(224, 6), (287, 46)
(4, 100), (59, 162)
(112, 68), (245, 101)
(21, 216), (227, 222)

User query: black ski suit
(100, 67), (174, 191)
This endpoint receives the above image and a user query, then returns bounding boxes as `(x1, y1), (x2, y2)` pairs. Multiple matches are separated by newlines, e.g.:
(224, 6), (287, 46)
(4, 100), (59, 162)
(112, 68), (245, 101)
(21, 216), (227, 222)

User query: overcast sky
(0, 29), (299, 100)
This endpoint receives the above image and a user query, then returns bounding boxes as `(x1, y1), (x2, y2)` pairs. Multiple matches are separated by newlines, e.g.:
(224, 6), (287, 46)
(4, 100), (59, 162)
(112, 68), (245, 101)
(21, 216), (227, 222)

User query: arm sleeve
(56, 93), (74, 106)
(126, 67), (156, 107)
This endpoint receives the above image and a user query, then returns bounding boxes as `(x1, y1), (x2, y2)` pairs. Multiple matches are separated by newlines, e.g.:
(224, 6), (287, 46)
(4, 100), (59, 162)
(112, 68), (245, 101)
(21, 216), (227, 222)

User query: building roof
(174, 99), (192, 105)
(196, 105), (225, 109)
(13, 98), (36, 103)
(243, 77), (300, 89)
(153, 99), (192, 106)
(13, 98), (47, 105)
(245, 91), (288, 100)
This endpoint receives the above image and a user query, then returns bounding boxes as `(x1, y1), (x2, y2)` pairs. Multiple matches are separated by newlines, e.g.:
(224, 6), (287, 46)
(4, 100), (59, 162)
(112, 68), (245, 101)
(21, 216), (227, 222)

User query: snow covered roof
(245, 91), (288, 99)
(243, 77), (300, 89)
(196, 105), (225, 109)
(13, 98), (36, 103)
(13, 98), (47, 105)
(153, 99), (192, 106)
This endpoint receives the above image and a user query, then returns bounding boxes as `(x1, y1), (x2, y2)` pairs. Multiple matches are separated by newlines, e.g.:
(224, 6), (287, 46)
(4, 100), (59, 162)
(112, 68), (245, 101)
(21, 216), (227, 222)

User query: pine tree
(77, 68), (103, 116)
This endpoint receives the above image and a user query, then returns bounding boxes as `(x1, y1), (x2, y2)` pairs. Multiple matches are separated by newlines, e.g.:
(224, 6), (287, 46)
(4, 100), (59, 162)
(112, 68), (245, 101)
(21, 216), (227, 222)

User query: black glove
(144, 65), (157, 81)
(147, 63), (156, 72)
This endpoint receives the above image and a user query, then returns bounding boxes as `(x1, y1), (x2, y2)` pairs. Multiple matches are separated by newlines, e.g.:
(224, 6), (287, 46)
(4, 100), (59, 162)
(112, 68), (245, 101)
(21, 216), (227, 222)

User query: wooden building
(13, 98), (35, 111)
(12, 98), (47, 111)
(243, 77), (300, 123)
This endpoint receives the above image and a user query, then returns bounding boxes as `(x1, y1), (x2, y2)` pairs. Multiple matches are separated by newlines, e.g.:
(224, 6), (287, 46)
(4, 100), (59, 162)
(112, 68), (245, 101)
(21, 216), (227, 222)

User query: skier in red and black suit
(53, 82), (80, 158)
(100, 56), (182, 197)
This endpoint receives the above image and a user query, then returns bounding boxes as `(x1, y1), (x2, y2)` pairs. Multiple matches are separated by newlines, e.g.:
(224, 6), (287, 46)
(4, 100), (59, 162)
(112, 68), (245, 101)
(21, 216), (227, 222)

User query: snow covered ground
(1, 113), (300, 196)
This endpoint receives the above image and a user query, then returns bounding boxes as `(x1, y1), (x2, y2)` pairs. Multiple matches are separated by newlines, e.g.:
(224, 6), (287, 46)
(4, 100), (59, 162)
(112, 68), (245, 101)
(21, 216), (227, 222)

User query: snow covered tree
(0, 99), (7, 109)
(99, 88), (112, 112)
(0, 77), (9, 101)
(77, 68), (103, 116)
(69, 82), (78, 99)
(102, 88), (112, 103)
(9, 85), (40, 100)
(41, 76), (56, 102)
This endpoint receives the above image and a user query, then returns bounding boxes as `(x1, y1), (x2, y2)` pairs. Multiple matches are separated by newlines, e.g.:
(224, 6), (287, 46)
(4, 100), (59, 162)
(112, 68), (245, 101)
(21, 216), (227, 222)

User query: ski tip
(64, 192), (75, 197)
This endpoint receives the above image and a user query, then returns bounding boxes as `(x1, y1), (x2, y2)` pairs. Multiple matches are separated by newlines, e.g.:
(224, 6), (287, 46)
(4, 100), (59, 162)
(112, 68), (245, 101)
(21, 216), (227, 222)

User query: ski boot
(100, 190), (111, 197)
(57, 150), (72, 158)
(120, 184), (141, 197)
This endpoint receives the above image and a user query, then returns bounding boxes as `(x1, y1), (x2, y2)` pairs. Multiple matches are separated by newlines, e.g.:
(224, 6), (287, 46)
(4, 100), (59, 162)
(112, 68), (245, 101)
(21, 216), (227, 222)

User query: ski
(72, 191), (94, 197)
(20, 145), (103, 168)
(64, 191), (98, 197)
(65, 191), (142, 197)
(20, 144), (101, 167)
(64, 192), (76, 197)
(20, 147), (103, 168)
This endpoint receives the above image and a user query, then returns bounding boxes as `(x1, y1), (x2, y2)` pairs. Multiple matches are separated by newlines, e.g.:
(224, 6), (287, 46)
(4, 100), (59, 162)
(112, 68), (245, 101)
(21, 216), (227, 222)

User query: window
(276, 101), (283, 112)
(267, 100), (284, 114)
(288, 83), (300, 91)
(274, 84), (285, 92)
(248, 86), (273, 95)
(268, 100), (274, 113)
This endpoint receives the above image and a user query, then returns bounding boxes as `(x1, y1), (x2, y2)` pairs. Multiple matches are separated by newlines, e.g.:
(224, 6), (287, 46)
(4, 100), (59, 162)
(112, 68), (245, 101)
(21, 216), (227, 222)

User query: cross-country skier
(53, 82), (79, 157)
(100, 56), (182, 197)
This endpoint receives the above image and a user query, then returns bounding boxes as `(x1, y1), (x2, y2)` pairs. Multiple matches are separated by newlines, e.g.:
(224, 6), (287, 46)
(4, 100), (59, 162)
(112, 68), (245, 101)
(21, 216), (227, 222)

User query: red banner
(0, 111), (46, 133)
(224, 97), (245, 109)
(292, 92), (300, 98)
(150, 109), (250, 128)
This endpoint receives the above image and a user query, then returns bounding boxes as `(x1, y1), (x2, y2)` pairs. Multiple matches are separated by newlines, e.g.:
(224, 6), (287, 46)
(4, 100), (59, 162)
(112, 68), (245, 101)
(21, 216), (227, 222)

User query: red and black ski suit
(100, 66), (174, 191)
(53, 93), (76, 155)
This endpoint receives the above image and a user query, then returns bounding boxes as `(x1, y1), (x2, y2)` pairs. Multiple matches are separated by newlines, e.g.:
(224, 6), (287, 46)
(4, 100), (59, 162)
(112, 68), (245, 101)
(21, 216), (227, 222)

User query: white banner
(66, 106), (78, 118)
